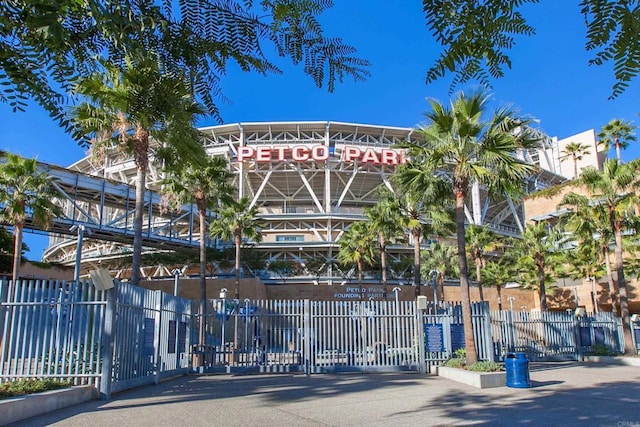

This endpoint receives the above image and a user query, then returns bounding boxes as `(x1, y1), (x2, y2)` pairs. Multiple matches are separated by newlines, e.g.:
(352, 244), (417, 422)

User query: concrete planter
(437, 366), (506, 389)
(583, 356), (640, 367)
(0, 385), (97, 426)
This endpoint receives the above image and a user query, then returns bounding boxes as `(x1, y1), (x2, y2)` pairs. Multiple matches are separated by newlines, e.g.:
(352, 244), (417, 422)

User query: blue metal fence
(490, 310), (623, 361)
(0, 278), (634, 398)
(0, 279), (106, 384)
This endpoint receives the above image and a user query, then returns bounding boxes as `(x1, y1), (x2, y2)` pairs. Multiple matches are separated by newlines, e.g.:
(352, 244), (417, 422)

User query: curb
(436, 366), (506, 389)
(583, 356), (640, 366)
(0, 385), (98, 426)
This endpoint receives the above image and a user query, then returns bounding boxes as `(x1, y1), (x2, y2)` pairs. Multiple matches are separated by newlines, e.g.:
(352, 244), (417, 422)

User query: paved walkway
(15, 362), (640, 427)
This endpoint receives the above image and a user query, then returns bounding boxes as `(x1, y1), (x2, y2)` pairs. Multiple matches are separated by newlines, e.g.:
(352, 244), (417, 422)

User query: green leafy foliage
(581, 0), (640, 98)
(424, 0), (640, 98)
(442, 348), (502, 372)
(588, 344), (616, 356)
(453, 348), (467, 359)
(0, 225), (25, 273)
(442, 357), (465, 368)
(0, 379), (71, 399)
(466, 361), (503, 372)
(1, 0), (369, 132)
(423, 0), (538, 91)
(0, 153), (62, 280)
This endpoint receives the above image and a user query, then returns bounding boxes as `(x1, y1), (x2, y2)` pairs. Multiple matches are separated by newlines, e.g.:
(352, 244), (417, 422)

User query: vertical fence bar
(153, 290), (163, 384)
(100, 283), (116, 400)
(303, 300), (311, 375)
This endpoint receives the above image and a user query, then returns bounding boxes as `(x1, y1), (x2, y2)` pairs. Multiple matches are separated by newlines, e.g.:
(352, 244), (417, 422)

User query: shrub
(466, 361), (503, 372)
(453, 348), (466, 359)
(0, 379), (71, 399)
(441, 348), (468, 368)
(588, 344), (615, 356)
(442, 357), (465, 368)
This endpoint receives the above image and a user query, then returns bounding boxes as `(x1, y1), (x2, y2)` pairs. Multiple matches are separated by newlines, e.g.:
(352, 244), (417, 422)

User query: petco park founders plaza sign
(236, 144), (405, 166)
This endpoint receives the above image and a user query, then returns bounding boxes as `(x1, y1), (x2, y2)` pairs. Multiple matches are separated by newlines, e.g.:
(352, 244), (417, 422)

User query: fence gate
(490, 310), (623, 361)
(0, 279), (106, 385)
(107, 283), (193, 394)
(423, 302), (493, 370)
(199, 299), (422, 374)
(309, 300), (421, 373)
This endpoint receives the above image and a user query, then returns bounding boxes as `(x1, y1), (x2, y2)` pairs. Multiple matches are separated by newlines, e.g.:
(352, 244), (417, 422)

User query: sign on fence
(425, 324), (445, 353)
(450, 324), (465, 352)
(580, 327), (592, 346)
(144, 318), (155, 356)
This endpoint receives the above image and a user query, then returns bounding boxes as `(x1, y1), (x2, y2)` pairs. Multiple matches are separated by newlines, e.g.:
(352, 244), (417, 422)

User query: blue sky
(1, 1), (639, 260)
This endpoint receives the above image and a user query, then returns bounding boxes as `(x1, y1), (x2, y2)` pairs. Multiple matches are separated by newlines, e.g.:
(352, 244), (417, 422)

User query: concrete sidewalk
(14, 362), (640, 427)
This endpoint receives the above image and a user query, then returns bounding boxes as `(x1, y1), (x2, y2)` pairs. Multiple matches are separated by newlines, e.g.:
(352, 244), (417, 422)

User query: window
(276, 235), (304, 242)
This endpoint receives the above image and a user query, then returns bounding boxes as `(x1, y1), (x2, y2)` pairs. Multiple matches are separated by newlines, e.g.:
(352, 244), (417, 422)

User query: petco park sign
(236, 145), (405, 166)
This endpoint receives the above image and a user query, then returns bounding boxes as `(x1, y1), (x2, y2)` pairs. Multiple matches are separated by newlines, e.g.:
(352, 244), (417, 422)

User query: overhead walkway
(1, 154), (204, 252)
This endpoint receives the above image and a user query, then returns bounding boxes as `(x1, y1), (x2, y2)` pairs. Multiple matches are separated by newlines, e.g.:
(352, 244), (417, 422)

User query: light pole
(588, 276), (598, 313)
(392, 286), (401, 304)
(172, 268), (182, 296)
(429, 270), (439, 307)
(507, 296), (516, 312)
(70, 225), (91, 283)
(219, 288), (227, 363)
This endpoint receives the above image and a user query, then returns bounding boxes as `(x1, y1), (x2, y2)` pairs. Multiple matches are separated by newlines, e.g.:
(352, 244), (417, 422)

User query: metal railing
(0, 279), (107, 385)
(0, 278), (632, 398)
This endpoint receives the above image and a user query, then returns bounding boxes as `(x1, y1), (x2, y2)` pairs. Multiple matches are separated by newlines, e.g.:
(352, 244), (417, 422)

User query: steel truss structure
(32, 121), (564, 282)
(0, 156), (205, 278)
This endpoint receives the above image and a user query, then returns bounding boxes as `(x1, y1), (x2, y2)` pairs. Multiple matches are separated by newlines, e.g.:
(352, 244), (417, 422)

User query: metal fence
(0, 278), (633, 397)
(490, 310), (623, 361)
(106, 283), (194, 394)
(423, 302), (493, 370)
(0, 279), (195, 398)
(0, 279), (107, 385)
(197, 299), (422, 374)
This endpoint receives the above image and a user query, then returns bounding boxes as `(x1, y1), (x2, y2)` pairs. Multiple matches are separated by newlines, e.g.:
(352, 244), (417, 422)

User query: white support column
(463, 205), (474, 225)
(238, 124), (245, 199)
(381, 172), (394, 194)
(471, 180), (482, 225)
(336, 167), (358, 209)
(506, 197), (525, 233)
(248, 169), (273, 210)
(324, 122), (331, 213)
(296, 166), (325, 213)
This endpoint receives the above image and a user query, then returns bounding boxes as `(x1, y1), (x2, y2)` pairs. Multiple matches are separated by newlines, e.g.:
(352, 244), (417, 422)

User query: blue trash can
(505, 352), (531, 388)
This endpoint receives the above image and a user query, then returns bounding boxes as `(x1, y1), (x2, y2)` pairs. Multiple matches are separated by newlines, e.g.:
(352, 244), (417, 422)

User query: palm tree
(560, 196), (617, 310)
(337, 221), (377, 297)
(598, 119), (636, 164)
(512, 222), (566, 311)
(564, 239), (606, 313)
(209, 198), (263, 300)
(566, 159), (639, 355)
(392, 172), (454, 298)
(0, 226), (21, 274)
(421, 241), (459, 303)
(560, 141), (591, 178)
(398, 90), (539, 364)
(481, 260), (514, 311)
(71, 56), (205, 285)
(466, 224), (499, 301)
(364, 190), (406, 300)
(162, 156), (233, 350)
(0, 153), (62, 282)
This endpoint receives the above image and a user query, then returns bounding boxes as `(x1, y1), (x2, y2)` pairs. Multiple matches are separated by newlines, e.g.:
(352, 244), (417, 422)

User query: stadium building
(43, 121), (573, 285)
